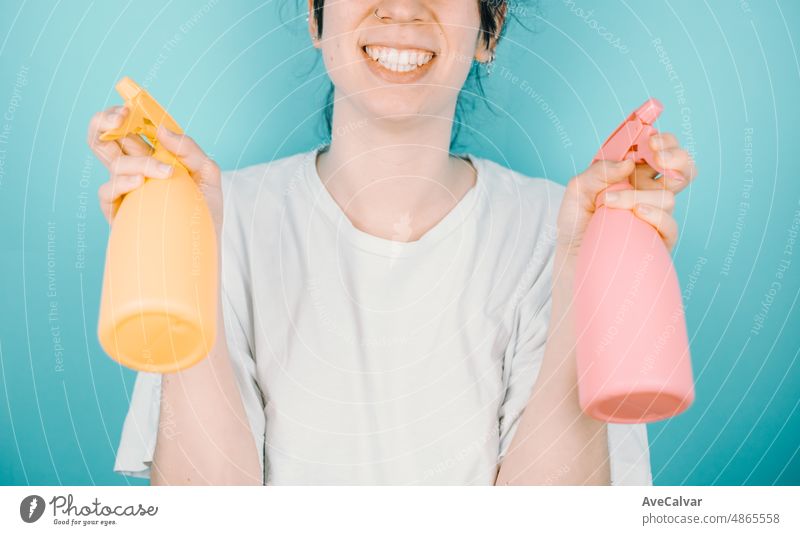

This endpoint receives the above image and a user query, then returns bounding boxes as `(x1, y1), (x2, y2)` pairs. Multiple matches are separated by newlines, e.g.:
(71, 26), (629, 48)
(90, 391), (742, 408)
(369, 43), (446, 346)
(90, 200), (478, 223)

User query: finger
(631, 161), (660, 186)
(97, 174), (144, 223)
(87, 106), (128, 165)
(648, 132), (679, 152)
(654, 148), (695, 181)
(87, 106), (127, 142)
(633, 147), (689, 189)
(604, 188), (676, 214)
(653, 148), (696, 194)
(118, 134), (152, 157)
(631, 204), (678, 251)
(571, 159), (635, 208)
(156, 126), (219, 183)
(98, 174), (144, 204)
(109, 155), (173, 180)
(631, 150), (696, 194)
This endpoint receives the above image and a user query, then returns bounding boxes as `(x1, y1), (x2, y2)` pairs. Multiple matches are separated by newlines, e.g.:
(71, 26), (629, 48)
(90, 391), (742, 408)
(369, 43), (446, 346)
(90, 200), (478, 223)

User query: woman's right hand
(87, 105), (223, 229)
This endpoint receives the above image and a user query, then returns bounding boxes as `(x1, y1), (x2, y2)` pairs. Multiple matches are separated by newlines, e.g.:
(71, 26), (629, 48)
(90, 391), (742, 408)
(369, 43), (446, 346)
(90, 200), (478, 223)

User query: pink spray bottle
(574, 98), (695, 423)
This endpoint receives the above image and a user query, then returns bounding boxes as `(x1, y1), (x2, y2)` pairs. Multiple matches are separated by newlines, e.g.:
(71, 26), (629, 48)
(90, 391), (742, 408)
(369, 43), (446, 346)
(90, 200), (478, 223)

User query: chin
(359, 92), (428, 122)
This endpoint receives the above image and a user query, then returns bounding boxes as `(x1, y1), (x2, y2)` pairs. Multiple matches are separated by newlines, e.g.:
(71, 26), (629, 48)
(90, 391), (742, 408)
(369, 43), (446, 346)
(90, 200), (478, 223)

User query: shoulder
(470, 153), (566, 226)
(220, 149), (311, 210)
(218, 148), (313, 264)
(471, 155), (566, 293)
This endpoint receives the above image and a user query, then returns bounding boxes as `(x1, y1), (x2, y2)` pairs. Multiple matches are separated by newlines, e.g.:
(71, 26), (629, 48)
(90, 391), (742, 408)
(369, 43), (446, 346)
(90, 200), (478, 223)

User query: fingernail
(112, 106), (128, 120)
(605, 192), (619, 202)
(637, 204), (651, 214)
(157, 163), (173, 177)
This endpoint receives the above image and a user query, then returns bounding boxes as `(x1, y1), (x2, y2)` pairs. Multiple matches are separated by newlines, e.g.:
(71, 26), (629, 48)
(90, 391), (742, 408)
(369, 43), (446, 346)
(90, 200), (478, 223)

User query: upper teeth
(364, 45), (434, 72)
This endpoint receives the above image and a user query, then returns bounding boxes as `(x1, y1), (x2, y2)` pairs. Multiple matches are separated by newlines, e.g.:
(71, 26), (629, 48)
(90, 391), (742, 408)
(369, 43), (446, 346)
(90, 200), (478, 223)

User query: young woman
(88, 1), (696, 485)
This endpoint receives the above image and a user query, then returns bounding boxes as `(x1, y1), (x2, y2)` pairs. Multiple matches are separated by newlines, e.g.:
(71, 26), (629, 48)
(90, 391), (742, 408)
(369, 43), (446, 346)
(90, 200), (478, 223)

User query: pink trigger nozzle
(635, 98), (663, 125)
(591, 97), (681, 192)
(591, 97), (680, 208)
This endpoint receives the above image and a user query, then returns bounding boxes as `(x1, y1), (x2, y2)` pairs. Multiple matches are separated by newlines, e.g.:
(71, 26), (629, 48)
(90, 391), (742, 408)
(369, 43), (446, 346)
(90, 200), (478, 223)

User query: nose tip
(374, 1), (427, 23)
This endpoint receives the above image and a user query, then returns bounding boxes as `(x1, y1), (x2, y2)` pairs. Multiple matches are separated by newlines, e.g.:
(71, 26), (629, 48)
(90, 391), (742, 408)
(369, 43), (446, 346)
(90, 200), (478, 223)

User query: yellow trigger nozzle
(99, 77), (186, 171)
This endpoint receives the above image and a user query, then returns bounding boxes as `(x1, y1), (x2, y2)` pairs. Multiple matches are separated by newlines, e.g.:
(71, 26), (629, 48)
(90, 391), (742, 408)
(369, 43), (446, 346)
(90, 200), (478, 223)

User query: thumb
(578, 159), (635, 207)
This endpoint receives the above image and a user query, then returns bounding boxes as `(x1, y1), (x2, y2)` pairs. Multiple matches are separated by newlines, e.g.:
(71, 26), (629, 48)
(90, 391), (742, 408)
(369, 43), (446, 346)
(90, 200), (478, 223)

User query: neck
(315, 95), (476, 241)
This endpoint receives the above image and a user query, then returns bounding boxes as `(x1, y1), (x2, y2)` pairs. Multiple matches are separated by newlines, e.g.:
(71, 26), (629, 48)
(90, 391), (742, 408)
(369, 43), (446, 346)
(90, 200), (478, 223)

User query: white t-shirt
(113, 145), (653, 485)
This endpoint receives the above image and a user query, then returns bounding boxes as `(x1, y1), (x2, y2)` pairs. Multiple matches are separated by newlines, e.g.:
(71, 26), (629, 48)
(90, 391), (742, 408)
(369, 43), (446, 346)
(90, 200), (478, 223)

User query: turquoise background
(1, 0), (798, 485)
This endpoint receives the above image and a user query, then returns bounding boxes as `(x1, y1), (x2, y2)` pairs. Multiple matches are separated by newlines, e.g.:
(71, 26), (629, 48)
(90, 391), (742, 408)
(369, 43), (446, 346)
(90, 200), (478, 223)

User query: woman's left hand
(556, 132), (697, 258)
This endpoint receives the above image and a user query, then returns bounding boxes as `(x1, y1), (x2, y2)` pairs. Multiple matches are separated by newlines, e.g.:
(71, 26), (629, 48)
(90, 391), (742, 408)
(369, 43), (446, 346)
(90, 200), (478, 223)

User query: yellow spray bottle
(97, 77), (217, 373)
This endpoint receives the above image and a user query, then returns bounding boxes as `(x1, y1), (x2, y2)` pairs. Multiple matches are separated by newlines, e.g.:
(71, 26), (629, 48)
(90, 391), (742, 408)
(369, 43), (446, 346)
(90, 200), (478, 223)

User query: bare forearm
(494, 247), (611, 485)
(151, 228), (262, 485)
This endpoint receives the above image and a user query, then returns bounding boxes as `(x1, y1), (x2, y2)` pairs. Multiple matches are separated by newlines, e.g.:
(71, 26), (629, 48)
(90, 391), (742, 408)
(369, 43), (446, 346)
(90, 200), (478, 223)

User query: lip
(360, 44), (436, 84)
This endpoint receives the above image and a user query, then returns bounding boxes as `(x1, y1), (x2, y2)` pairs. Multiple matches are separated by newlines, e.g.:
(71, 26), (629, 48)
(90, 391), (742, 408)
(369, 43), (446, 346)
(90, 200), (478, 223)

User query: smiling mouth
(361, 45), (435, 73)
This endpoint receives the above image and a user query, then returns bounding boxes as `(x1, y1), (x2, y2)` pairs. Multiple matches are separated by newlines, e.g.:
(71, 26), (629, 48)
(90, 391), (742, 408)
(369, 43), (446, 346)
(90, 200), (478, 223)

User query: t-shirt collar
(302, 144), (483, 258)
